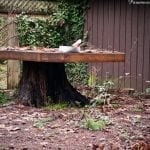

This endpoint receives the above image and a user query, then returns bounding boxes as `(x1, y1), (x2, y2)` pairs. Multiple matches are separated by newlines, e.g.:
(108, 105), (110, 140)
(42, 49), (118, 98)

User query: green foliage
(0, 17), (6, 64)
(88, 73), (96, 87)
(65, 63), (89, 86)
(82, 118), (106, 131)
(81, 115), (110, 131)
(0, 16), (6, 64)
(16, 0), (88, 47)
(16, 0), (89, 86)
(103, 80), (114, 91)
(43, 102), (68, 110)
(90, 80), (114, 107)
(0, 17), (5, 44)
(0, 92), (8, 105)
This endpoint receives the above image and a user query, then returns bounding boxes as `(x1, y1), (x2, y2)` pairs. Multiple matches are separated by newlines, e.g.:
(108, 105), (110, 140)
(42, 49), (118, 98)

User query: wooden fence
(85, 0), (150, 91)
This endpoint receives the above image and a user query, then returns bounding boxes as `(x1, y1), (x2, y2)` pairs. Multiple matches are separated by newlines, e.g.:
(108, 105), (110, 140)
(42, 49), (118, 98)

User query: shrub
(65, 63), (89, 86)
(0, 92), (8, 105)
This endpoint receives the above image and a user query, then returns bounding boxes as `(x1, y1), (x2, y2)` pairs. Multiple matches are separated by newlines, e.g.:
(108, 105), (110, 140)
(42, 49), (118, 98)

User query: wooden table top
(0, 47), (125, 63)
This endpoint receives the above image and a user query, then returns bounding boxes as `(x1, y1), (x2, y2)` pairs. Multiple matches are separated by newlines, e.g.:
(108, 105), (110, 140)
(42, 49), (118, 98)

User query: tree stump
(18, 61), (89, 107)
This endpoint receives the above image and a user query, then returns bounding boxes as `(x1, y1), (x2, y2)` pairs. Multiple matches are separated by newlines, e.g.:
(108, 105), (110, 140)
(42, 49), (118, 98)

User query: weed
(43, 102), (68, 110)
(81, 114), (110, 131)
(81, 118), (107, 131)
(33, 117), (53, 129)
(0, 92), (8, 105)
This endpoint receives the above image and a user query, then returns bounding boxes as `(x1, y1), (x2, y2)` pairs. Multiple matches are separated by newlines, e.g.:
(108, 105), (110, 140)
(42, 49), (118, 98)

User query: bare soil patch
(0, 97), (150, 150)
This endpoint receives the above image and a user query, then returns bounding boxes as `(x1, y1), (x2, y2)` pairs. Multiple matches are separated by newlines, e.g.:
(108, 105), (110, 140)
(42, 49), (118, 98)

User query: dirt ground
(0, 96), (150, 150)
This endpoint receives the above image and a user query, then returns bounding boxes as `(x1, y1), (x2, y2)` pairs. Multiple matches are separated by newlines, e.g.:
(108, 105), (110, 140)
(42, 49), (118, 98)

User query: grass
(81, 115), (110, 131)
(0, 92), (8, 105)
(0, 63), (7, 89)
(43, 102), (68, 111)
(81, 118), (107, 131)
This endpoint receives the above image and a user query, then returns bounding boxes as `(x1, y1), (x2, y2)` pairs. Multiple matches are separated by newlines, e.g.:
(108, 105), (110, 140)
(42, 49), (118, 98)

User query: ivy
(65, 63), (89, 86)
(17, 0), (89, 47)
(0, 17), (5, 64)
(0, 17), (5, 46)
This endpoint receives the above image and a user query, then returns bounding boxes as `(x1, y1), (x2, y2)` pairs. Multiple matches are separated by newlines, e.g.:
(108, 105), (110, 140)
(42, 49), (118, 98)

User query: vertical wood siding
(85, 0), (150, 91)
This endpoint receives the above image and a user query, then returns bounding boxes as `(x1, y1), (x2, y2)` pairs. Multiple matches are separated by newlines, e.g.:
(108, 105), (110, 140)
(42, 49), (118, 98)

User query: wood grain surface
(0, 47), (125, 63)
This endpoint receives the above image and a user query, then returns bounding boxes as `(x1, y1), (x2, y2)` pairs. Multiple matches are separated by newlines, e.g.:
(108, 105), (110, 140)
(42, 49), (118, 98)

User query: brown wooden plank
(130, 4), (138, 90)
(97, 0), (104, 81)
(6, 15), (20, 89)
(87, 1), (93, 47)
(125, 1), (132, 89)
(143, 6), (150, 90)
(118, 0), (126, 88)
(92, 0), (98, 47)
(107, 0), (115, 80)
(101, 0), (109, 81)
(84, 0), (149, 91)
(113, 0), (120, 87)
(137, 6), (145, 91)
(0, 49), (125, 63)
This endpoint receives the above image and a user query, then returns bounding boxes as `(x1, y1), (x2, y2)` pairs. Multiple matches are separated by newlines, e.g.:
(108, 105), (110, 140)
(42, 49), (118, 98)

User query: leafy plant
(90, 80), (114, 107)
(0, 92), (8, 105)
(88, 73), (96, 87)
(65, 63), (89, 86)
(82, 118), (106, 131)
(81, 114), (110, 131)
(0, 17), (5, 45)
(0, 17), (6, 64)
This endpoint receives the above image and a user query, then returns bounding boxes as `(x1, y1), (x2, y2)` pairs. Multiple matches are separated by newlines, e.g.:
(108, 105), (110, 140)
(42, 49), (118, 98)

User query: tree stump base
(18, 61), (89, 107)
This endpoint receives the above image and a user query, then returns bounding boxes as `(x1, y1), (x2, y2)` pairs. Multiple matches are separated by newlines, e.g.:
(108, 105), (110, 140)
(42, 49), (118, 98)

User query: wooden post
(7, 14), (20, 89)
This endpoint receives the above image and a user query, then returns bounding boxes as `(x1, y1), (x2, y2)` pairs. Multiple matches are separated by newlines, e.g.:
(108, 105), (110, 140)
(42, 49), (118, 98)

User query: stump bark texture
(18, 61), (89, 107)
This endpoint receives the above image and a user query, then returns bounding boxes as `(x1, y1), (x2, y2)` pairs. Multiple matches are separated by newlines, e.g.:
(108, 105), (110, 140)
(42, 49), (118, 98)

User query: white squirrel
(59, 39), (82, 53)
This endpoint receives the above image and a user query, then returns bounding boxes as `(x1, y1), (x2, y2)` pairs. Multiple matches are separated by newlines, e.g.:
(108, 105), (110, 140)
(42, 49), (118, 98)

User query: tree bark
(18, 61), (89, 107)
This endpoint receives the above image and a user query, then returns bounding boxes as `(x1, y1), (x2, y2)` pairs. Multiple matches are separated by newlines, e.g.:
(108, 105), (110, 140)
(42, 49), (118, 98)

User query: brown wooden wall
(85, 0), (150, 91)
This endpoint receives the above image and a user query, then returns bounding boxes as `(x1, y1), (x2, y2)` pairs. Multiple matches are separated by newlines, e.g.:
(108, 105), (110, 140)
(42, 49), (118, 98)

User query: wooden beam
(6, 16), (20, 89)
(0, 48), (125, 63)
(0, 0), (57, 15)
